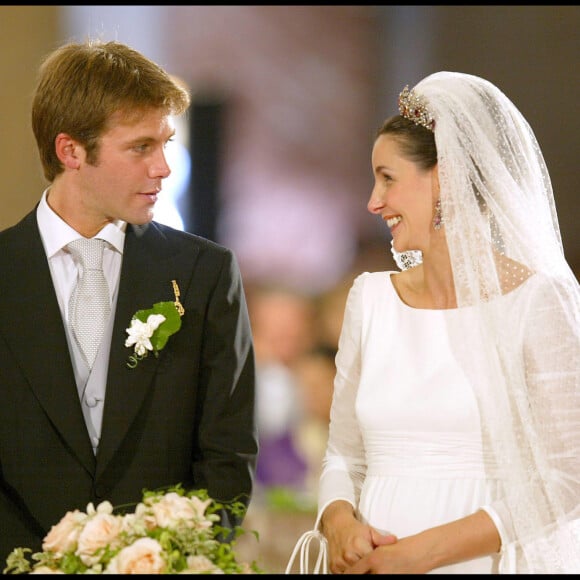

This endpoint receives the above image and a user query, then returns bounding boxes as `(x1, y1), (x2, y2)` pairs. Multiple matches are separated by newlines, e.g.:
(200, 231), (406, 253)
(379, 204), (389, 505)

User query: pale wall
(0, 6), (58, 230)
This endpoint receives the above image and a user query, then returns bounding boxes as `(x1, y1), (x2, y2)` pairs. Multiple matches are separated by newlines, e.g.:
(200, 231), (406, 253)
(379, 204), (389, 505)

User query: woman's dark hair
(376, 115), (437, 171)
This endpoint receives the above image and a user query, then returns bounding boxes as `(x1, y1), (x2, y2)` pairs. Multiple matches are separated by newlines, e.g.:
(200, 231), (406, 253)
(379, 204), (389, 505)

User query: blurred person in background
(293, 343), (336, 506)
(247, 284), (316, 497)
(315, 72), (579, 573)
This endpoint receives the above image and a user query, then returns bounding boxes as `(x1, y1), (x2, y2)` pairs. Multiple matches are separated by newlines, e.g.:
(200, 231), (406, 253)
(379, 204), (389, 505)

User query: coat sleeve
(191, 248), (258, 529)
(0, 486), (45, 565)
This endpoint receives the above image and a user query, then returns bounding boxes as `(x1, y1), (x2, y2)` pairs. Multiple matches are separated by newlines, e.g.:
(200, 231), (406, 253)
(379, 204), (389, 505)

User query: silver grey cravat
(68, 238), (111, 368)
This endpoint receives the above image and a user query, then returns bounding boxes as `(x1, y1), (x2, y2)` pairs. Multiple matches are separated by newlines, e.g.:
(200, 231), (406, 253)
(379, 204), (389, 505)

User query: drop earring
(433, 198), (444, 230)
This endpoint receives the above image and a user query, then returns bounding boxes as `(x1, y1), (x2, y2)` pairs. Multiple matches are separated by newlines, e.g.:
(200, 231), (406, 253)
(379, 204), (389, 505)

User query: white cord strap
(285, 529), (328, 574)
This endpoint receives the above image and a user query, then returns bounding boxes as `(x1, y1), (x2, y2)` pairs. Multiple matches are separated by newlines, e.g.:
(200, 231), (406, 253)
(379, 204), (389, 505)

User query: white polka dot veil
(413, 72), (580, 572)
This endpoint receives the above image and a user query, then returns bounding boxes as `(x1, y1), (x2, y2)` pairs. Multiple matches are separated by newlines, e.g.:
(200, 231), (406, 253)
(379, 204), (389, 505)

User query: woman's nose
(367, 189), (384, 215)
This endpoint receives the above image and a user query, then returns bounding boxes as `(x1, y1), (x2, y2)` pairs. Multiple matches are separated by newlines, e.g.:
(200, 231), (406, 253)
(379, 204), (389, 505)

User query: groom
(0, 39), (258, 562)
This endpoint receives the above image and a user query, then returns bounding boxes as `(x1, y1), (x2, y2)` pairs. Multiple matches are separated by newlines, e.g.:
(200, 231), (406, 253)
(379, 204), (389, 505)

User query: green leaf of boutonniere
(132, 301), (182, 352)
(125, 280), (186, 368)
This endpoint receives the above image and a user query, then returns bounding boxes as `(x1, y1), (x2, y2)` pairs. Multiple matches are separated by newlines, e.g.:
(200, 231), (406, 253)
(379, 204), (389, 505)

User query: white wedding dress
(315, 270), (531, 573)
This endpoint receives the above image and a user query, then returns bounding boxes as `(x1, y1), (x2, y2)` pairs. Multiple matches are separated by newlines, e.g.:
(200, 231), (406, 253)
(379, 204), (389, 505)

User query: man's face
(78, 108), (176, 227)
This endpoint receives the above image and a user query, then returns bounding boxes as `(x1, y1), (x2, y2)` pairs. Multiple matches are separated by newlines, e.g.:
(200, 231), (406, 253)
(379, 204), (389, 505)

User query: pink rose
(149, 492), (213, 529)
(104, 537), (166, 574)
(120, 511), (146, 535)
(183, 555), (221, 573)
(76, 512), (124, 566)
(29, 566), (65, 574)
(42, 510), (85, 555)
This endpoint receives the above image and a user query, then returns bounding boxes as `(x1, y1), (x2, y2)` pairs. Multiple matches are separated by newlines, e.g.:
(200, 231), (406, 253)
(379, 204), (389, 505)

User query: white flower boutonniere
(125, 280), (185, 369)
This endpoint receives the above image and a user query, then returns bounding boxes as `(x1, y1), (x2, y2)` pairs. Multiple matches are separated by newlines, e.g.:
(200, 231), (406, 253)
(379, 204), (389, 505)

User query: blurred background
(1, 5), (578, 572)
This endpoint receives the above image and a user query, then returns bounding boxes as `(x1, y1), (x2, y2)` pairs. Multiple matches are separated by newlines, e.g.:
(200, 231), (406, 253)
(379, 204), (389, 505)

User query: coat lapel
(96, 223), (198, 476)
(0, 212), (96, 475)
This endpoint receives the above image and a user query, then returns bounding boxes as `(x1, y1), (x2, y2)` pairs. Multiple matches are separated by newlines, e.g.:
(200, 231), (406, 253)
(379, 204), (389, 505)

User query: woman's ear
(54, 133), (82, 170)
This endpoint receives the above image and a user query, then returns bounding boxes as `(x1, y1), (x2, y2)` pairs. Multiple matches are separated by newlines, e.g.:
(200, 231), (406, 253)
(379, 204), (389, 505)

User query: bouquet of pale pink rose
(4, 485), (260, 574)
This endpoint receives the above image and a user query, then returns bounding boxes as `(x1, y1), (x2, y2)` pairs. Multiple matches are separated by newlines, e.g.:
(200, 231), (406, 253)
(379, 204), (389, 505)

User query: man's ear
(55, 133), (82, 170)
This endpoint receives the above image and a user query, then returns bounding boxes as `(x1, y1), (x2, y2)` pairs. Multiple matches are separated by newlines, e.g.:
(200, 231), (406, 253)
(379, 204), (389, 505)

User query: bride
(314, 72), (580, 574)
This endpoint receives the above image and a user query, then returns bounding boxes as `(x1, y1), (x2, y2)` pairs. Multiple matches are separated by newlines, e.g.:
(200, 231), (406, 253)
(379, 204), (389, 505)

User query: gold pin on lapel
(171, 280), (185, 316)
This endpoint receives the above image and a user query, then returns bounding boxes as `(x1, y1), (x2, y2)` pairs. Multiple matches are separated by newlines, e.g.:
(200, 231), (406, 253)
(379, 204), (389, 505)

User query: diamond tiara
(398, 85), (435, 131)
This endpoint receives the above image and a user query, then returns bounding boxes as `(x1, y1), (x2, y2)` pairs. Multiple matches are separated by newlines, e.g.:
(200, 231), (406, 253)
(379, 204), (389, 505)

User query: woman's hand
(321, 501), (397, 574)
(345, 534), (430, 574)
(344, 509), (501, 574)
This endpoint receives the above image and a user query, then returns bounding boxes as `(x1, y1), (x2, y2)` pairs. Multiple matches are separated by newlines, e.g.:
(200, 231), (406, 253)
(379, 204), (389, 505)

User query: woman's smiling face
(368, 133), (439, 254)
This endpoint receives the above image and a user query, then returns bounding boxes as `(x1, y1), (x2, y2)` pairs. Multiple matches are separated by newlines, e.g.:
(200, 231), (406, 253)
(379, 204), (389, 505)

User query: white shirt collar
(37, 188), (127, 257)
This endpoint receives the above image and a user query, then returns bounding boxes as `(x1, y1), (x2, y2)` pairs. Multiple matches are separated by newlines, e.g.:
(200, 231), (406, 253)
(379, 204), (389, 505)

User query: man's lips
(140, 189), (160, 202)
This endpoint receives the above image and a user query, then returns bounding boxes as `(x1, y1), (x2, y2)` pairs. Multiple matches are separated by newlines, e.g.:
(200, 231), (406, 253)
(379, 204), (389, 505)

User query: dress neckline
(385, 271), (535, 313)
(386, 272), (458, 312)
